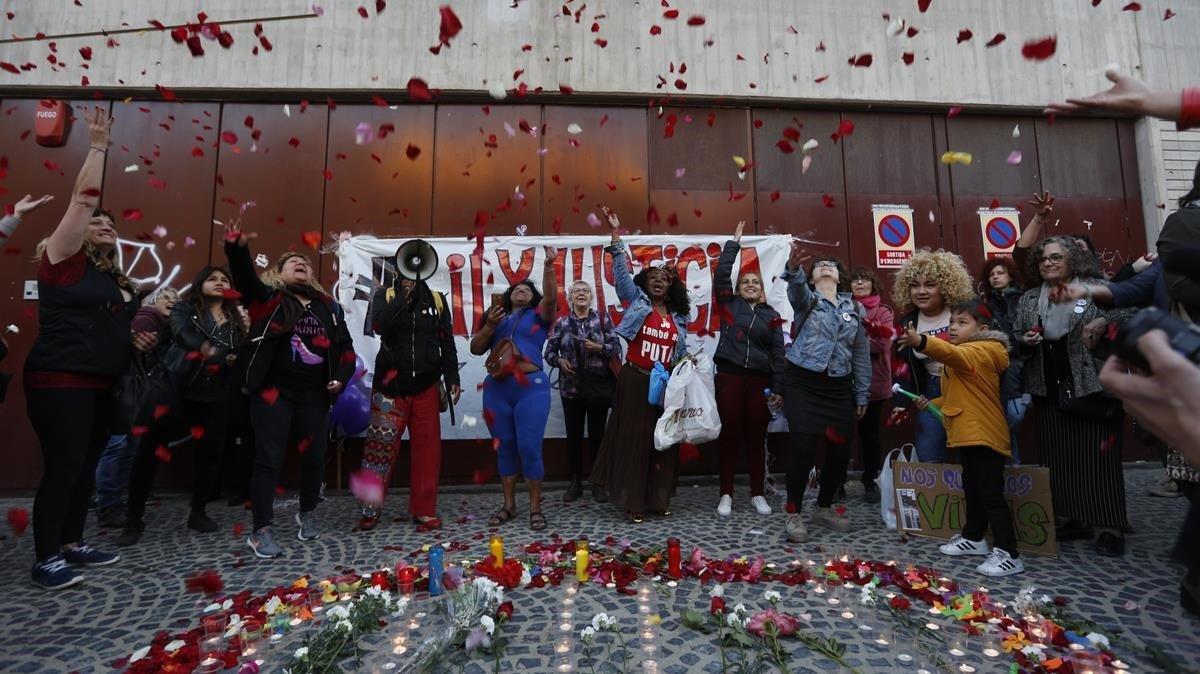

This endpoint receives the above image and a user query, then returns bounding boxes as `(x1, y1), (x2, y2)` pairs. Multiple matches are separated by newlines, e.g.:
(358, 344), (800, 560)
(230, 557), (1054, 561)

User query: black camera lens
(1112, 307), (1200, 372)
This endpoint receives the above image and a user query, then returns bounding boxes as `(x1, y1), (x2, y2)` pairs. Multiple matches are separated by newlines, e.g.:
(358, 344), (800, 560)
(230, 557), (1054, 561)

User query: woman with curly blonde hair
(889, 249), (976, 462)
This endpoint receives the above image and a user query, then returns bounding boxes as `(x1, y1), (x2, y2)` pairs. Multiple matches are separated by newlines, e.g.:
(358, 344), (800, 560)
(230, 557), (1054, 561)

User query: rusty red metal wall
(0, 100), (1150, 490)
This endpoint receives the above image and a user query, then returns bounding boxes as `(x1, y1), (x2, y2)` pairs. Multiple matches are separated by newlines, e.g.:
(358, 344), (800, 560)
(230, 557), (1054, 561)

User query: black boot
(591, 483), (608, 503)
(563, 478), (583, 503)
(188, 510), (218, 533)
(116, 520), (144, 547)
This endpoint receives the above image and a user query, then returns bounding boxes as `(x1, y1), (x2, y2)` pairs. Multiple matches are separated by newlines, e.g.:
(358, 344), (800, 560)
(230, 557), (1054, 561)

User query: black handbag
(112, 353), (179, 433)
(1055, 371), (1119, 423)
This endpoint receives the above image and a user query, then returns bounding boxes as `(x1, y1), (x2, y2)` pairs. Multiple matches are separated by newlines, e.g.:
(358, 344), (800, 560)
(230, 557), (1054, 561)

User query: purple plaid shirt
(544, 309), (622, 398)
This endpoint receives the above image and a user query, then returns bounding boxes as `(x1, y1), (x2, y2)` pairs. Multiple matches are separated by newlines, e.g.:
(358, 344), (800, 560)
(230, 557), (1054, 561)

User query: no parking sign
(978, 208), (1021, 259)
(872, 204), (915, 268)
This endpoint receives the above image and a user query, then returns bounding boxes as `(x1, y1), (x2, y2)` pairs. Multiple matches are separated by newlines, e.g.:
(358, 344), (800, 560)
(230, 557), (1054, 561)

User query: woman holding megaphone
(356, 240), (461, 532)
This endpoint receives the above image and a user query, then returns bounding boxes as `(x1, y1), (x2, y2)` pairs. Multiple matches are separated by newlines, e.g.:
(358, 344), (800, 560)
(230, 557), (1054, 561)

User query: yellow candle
(575, 539), (590, 582)
(489, 535), (504, 567)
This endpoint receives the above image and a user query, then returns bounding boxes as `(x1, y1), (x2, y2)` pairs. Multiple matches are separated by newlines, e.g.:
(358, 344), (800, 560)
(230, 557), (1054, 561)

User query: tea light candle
(982, 647), (1000, 658)
(392, 634), (408, 655)
(897, 653), (913, 664)
(958, 666), (976, 673)
(924, 622), (939, 631)
(841, 610), (856, 620)
(666, 538), (681, 579)
(575, 538), (590, 582)
(489, 535), (504, 567)
(554, 640), (571, 655)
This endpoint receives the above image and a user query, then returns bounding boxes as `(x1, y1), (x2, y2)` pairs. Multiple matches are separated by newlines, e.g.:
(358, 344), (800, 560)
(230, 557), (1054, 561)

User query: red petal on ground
(7, 507), (29, 535)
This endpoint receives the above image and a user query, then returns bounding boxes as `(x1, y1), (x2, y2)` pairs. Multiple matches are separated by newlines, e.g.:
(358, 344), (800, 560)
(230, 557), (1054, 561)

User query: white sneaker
(939, 534), (990, 557)
(751, 495), (772, 515)
(716, 494), (732, 517)
(977, 548), (1024, 577)
(785, 514), (809, 542)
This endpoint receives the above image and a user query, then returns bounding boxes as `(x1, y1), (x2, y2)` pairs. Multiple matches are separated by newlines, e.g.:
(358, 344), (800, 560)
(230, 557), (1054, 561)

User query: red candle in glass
(370, 570), (389, 590)
(396, 565), (417, 595)
(667, 537), (681, 578)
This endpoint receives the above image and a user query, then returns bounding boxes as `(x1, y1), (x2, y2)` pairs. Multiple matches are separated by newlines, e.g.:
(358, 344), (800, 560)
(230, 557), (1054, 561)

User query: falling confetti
(940, 151), (973, 165)
(1006, 150), (1022, 166)
(567, 123), (583, 134)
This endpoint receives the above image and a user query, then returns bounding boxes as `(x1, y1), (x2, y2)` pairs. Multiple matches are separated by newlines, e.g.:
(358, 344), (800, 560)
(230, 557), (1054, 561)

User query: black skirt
(782, 363), (855, 438)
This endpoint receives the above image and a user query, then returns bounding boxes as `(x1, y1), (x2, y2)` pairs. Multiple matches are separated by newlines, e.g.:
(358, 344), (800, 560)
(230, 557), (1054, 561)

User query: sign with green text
(891, 461), (1058, 557)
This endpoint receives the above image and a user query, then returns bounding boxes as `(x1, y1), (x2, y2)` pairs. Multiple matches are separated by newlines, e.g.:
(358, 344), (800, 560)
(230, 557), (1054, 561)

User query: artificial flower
(889, 596), (911, 611)
(293, 647), (309, 659)
(591, 613), (617, 631)
(481, 615), (496, 636)
(1004, 630), (1031, 653)
(497, 601), (514, 620)
(763, 590), (782, 605)
(709, 597), (726, 615)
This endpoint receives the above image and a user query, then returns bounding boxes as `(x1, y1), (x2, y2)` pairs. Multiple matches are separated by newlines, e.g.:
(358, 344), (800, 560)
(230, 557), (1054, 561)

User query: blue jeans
(94, 434), (136, 510)
(1005, 394), (1032, 465)
(915, 375), (947, 463)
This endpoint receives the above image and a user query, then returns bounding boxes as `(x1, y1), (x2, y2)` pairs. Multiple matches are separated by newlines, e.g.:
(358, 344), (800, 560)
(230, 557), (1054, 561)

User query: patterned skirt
(1033, 396), (1128, 528)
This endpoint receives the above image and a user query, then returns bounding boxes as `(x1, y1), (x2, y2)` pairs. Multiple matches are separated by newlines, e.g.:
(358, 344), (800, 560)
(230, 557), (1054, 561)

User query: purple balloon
(330, 378), (370, 435)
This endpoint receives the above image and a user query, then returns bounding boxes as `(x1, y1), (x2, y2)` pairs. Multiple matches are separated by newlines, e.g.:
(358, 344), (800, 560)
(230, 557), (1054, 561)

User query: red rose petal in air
(901, 52), (915, 65)
(985, 33), (1006, 47)
(0, 62), (20, 75)
(649, 25), (662, 35)
(148, 177), (167, 190)
(376, 0), (387, 12)
(776, 140), (794, 154)
(1164, 8), (1176, 20)
(405, 143), (421, 160)
(559, 84), (574, 94)
(297, 437), (312, 454)
(907, 26), (920, 38)
(301, 231), (322, 249)
(221, 130), (238, 144)
(439, 5), (463, 46)
(190, 425), (205, 440)
(261, 387), (280, 405)
(1100, 434), (1117, 452)
(43, 159), (59, 172)
(825, 425), (847, 445)
(918, 0), (932, 11)
(831, 119), (854, 142)
(186, 35), (205, 57)
(79, 46), (93, 60)
(770, 191), (781, 203)
(956, 29), (973, 44)
(232, 522), (245, 538)
(357, 6), (369, 18)
(822, 194), (836, 208)
(687, 15), (706, 26)
(191, 146), (205, 157)
(782, 127), (801, 142)
(407, 77), (433, 102)
(948, 106), (963, 118)
(7, 507), (29, 535)
(1021, 36), (1057, 61)
(1122, 2), (1142, 10)
(122, 208), (143, 221)
(848, 53), (873, 67)
(663, 9), (680, 19)
(154, 445), (172, 462)
(288, 137), (300, 148)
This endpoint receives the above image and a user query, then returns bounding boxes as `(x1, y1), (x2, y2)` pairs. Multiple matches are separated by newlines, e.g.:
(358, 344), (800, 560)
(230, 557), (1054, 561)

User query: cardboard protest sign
(891, 461), (1058, 557)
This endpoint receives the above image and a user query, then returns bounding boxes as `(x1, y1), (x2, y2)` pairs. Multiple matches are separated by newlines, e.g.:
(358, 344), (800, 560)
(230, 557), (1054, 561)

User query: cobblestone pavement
(0, 467), (1197, 673)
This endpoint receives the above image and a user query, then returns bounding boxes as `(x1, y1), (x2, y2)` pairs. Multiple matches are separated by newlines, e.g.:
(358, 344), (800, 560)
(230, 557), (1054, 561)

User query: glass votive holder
(392, 630), (409, 656)
(308, 587), (325, 613)
(981, 632), (1002, 659)
(948, 631), (967, 657)
(895, 636), (915, 665)
(270, 615), (289, 642)
(201, 614), (226, 638)
(240, 618), (263, 658)
(199, 635), (224, 662)
(193, 659), (223, 674)
(1068, 650), (1105, 674)
(873, 627), (894, 648)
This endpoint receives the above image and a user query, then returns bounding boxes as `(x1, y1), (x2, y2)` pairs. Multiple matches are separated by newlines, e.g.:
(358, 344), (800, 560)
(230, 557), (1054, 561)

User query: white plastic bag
(877, 443), (915, 531)
(654, 352), (721, 450)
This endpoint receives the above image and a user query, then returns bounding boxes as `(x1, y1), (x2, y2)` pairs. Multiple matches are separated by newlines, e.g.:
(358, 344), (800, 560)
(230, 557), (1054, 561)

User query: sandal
(488, 507), (516, 527)
(627, 511), (644, 524)
(529, 511), (547, 531)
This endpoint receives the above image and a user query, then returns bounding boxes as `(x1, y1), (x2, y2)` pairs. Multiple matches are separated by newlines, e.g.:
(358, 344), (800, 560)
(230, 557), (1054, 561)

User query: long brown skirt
(590, 363), (679, 513)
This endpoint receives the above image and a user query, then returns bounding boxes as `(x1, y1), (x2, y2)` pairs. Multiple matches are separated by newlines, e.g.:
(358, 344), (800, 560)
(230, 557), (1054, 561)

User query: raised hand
(222, 216), (257, 247)
(544, 245), (559, 265)
(896, 322), (922, 348)
(85, 106), (113, 150)
(733, 219), (746, 244)
(1045, 70), (1152, 117)
(485, 304), (506, 327)
(1028, 192), (1055, 219)
(786, 239), (804, 271)
(13, 194), (53, 218)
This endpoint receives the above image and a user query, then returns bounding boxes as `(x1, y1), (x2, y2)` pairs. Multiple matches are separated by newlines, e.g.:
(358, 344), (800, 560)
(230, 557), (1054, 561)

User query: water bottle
(763, 388), (783, 420)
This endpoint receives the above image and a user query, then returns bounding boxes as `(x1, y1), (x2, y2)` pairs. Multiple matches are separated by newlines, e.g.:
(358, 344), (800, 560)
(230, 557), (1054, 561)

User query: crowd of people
(1, 78), (1197, 619)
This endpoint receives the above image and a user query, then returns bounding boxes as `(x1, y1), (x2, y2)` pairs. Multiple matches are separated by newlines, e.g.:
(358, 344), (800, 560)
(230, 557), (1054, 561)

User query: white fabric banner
(334, 235), (795, 439)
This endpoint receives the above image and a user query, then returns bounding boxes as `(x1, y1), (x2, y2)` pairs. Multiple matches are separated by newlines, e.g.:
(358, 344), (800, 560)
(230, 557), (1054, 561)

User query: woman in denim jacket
(590, 209), (690, 523)
(779, 240), (871, 543)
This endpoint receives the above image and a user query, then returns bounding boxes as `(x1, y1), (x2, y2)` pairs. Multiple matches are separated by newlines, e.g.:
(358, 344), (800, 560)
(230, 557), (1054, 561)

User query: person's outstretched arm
(1046, 70), (1200, 130)
(1100, 330), (1200, 461)
(0, 194), (54, 251)
(46, 108), (109, 264)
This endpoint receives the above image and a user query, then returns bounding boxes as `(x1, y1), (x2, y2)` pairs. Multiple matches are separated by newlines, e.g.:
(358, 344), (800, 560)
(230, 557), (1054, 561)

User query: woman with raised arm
(25, 108), (148, 590)
(544, 280), (621, 503)
(712, 220), (785, 517)
(590, 209), (691, 523)
(118, 266), (246, 547)
(223, 221), (356, 559)
(778, 241), (871, 543)
(470, 246), (558, 532)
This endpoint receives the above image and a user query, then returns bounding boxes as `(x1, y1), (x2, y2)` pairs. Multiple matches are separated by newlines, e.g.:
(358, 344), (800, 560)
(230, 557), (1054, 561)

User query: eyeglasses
(1037, 253), (1065, 265)
(813, 261), (838, 269)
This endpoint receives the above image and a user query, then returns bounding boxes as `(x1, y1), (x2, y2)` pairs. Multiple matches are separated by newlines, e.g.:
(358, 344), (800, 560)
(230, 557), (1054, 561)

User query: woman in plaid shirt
(545, 281), (623, 502)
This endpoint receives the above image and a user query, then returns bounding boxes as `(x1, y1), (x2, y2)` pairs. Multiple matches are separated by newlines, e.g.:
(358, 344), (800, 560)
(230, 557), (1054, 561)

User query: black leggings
(785, 432), (850, 511)
(960, 445), (1018, 556)
(857, 400), (885, 485)
(250, 390), (329, 530)
(126, 400), (229, 524)
(26, 384), (113, 561)
(561, 396), (609, 479)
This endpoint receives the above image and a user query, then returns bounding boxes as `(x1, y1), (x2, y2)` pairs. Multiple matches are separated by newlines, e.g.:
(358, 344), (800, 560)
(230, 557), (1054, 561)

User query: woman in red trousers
(712, 221), (785, 517)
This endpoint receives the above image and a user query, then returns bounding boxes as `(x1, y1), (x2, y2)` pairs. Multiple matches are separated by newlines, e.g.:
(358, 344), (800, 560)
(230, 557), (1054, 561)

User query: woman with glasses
(1013, 236), (1129, 557)
(848, 267), (894, 503)
(779, 243), (870, 542)
(544, 280), (621, 503)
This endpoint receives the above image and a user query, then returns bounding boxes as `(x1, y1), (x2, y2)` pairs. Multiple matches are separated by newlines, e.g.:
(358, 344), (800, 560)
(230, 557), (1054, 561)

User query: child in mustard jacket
(898, 300), (1023, 577)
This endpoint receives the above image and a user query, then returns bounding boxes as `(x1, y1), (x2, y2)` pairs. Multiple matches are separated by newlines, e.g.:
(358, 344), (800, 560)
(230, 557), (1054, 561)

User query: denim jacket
(606, 244), (689, 359)
(781, 266), (871, 405)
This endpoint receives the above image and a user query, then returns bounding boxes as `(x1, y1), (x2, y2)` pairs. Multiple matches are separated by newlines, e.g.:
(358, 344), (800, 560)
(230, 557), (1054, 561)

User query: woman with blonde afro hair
(888, 249), (976, 462)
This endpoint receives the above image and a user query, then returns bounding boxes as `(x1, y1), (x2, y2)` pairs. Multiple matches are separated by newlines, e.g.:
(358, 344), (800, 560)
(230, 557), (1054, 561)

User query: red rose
(710, 597), (726, 615)
(889, 596), (911, 611)
(497, 601), (514, 620)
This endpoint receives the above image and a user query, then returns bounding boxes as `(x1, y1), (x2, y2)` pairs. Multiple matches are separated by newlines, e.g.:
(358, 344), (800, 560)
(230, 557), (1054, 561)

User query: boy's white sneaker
(977, 548), (1024, 577)
(939, 534), (990, 557)
(751, 495), (772, 515)
(716, 494), (732, 517)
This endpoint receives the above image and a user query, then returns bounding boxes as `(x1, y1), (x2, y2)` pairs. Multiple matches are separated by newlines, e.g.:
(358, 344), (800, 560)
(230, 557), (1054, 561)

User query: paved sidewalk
(0, 468), (1196, 673)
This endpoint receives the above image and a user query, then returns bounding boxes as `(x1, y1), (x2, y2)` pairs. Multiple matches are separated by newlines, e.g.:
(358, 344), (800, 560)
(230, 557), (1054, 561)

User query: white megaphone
(394, 239), (438, 281)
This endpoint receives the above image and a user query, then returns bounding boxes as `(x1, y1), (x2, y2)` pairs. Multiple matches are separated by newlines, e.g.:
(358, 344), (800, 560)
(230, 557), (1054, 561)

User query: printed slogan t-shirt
(627, 311), (678, 370)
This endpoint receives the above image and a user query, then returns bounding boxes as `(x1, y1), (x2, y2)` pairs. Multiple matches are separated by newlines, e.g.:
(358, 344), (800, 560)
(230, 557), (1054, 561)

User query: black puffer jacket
(712, 241), (786, 392)
(369, 281), (459, 398)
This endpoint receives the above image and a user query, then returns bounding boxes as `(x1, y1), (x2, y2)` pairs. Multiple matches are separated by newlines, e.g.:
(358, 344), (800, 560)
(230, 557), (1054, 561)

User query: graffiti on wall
(117, 237), (184, 295)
